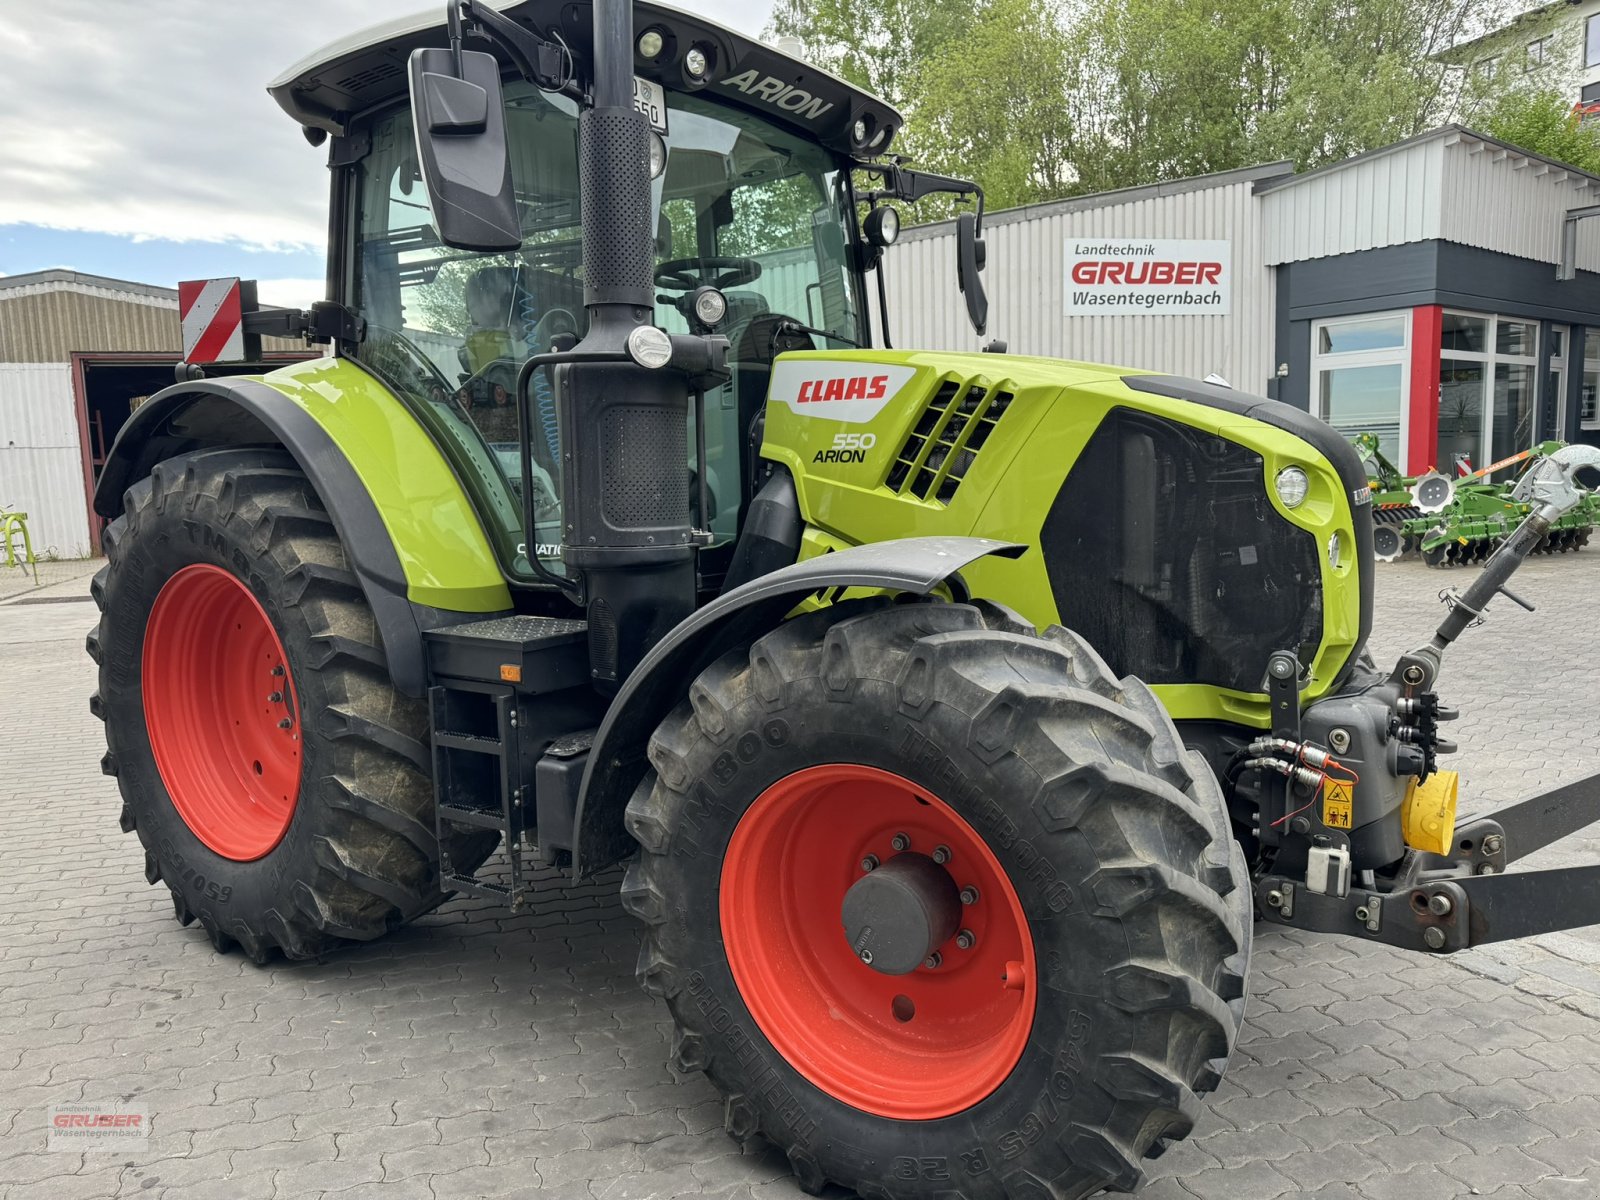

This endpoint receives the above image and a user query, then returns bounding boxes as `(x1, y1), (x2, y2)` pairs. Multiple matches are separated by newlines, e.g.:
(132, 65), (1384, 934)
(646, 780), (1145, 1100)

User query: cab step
(424, 615), (603, 909)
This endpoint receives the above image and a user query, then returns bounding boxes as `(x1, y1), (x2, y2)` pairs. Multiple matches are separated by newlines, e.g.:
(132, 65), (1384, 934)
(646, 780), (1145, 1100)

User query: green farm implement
(1355, 431), (1600, 566)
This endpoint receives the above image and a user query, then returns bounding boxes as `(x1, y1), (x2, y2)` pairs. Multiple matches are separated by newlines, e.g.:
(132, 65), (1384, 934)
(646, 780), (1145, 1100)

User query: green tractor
(89, 2), (1600, 1195)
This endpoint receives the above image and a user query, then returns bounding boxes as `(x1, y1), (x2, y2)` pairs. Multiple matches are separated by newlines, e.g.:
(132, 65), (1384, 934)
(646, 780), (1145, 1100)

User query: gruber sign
(1064, 239), (1232, 316)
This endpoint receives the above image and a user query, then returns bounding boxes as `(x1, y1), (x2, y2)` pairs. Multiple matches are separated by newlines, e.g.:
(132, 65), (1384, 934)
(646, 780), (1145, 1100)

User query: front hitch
(1252, 445), (1600, 955)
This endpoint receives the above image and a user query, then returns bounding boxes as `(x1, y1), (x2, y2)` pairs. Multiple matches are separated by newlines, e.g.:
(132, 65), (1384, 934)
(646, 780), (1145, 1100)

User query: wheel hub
(841, 852), (961, 975)
(142, 564), (302, 861)
(719, 763), (1036, 1120)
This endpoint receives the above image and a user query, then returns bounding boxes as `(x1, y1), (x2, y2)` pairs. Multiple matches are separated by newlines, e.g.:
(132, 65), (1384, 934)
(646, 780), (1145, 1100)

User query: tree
(772, 0), (1571, 212)
(1479, 88), (1600, 176)
(913, 0), (1080, 209)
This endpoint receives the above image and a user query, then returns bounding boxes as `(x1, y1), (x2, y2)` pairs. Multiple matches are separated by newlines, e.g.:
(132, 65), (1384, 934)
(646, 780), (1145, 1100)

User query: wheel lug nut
(890, 832), (910, 852)
(931, 844), (951, 865)
(278, 718), (293, 730)
(271, 665), (285, 677)
(922, 951), (942, 970)
(268, 691), (283, 704)
(860, 855), (879, 873)
(955, 929), (976, 950)
(960, 886), (979, 905)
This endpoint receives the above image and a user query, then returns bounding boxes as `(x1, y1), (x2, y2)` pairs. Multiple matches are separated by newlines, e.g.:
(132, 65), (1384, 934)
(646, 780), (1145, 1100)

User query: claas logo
(796, 375), (891, 403)
(1070, 261), (1223, 285)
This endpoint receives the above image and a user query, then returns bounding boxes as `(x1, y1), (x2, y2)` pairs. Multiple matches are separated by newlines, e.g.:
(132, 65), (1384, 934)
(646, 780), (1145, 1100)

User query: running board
(424, 616), (602, 909)
(1255, 771), (1600, 954)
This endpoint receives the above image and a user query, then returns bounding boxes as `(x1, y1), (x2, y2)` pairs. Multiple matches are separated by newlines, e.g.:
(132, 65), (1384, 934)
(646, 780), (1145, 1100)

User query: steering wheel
(654, 256), (762, 292)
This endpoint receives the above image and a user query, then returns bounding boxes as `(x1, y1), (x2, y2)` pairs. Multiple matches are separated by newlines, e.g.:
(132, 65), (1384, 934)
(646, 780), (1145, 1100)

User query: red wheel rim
(142, 564), (302, 861)
(720, 764), (1036, 1120)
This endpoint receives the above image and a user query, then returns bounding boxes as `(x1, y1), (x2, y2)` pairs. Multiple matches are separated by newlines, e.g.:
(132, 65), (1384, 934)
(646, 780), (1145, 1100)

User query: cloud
(256, 277), (329, 310)
(0, 0), (777, 258)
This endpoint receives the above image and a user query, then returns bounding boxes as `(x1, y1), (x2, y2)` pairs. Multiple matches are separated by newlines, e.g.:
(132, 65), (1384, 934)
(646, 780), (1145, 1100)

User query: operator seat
(726, 312), (812, 448)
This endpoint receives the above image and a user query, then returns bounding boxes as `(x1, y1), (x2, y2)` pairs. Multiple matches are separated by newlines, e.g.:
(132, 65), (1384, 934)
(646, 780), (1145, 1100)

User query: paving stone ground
(3, 551), (1599, 1199)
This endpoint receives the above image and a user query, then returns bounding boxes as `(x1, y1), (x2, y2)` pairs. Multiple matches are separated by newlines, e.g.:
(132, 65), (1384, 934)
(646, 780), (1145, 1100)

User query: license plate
(633, 76), (668, 135)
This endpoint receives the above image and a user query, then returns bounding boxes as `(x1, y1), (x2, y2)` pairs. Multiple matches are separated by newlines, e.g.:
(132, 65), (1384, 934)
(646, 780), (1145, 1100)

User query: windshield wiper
(774, 319), (860, 348)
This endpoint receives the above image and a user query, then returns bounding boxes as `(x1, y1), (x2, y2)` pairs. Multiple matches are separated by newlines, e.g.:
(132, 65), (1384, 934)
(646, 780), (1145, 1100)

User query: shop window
(1437, 311), (1542, 474)
(1496, 320), (1537, 358)
(1311, 311), (1411, 464)
(1441, 312), (1489, 354)
(1583, 334), (1600, 430)
(1318, 316), (1406, 355)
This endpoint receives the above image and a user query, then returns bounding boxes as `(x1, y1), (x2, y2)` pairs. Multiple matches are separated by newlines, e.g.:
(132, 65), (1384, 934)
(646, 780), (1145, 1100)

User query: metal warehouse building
(0, 270), (302, 558)
(887, 124), (1600, 476)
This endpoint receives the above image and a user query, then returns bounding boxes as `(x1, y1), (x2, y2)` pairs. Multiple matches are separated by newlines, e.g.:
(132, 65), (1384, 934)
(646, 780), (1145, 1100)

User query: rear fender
(95, 360), (512, 695)
(572, 535), (1025, 875)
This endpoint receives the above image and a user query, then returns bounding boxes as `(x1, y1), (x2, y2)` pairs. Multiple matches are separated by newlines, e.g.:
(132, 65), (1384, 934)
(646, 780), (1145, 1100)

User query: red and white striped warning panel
(178, 278), (245, 363)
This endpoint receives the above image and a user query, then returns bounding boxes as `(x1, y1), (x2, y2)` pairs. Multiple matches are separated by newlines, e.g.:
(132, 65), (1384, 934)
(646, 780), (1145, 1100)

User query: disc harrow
(1352, 434), (1600, 568)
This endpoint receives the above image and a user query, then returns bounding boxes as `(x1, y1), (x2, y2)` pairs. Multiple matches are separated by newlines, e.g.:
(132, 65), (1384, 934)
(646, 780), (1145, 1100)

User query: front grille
(1042, 407), (1323, 692)
(885, 380), (1014, 503)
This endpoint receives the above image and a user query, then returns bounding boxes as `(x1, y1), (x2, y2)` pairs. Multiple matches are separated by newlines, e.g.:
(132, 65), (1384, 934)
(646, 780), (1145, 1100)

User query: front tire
(89, 448), (497, 961)
(622, 599), (1251, 1199)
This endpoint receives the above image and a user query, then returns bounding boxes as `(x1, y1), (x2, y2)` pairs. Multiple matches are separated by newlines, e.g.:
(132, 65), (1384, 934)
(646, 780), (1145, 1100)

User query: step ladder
(423, 615), (597, 909)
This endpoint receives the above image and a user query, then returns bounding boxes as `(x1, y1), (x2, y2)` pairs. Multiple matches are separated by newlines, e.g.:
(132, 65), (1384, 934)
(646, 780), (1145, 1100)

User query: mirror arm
(458, 0), (582, 98)
(863, 165), (985, 233)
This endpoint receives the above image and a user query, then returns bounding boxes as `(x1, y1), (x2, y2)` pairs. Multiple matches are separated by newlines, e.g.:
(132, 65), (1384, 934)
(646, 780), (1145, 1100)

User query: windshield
(351, 80), (865, 583)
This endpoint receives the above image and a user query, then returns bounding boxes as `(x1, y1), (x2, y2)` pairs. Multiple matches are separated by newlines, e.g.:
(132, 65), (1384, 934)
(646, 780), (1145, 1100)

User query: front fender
(95, 359), (511, 695)
(572, 535), (1025, 875)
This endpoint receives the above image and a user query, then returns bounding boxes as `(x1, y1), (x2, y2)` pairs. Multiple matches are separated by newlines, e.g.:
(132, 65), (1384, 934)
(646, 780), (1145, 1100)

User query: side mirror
(956, 211), (988, 336)
(407, 46), (521, 252)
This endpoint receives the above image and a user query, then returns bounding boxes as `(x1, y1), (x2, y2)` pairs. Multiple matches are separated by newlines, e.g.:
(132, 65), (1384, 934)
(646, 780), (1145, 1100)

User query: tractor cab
(267, 1), (949, 592)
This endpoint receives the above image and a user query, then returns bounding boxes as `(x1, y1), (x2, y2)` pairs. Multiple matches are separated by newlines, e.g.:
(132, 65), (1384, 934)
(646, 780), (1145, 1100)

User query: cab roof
(268, 0), (903, 158)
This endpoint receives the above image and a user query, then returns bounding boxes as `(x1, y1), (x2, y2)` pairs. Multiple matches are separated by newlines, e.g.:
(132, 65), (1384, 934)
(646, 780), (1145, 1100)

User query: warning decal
(1321, 777), (1353, 830)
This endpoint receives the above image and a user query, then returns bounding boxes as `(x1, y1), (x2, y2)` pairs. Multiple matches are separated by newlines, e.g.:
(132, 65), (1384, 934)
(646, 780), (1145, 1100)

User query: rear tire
(89, 448), (498, 962)
(622, 598), (1250, 1199)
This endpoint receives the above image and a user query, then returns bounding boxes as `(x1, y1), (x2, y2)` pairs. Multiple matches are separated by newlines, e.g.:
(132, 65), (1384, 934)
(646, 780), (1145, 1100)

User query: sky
(0, 0), (776, 310)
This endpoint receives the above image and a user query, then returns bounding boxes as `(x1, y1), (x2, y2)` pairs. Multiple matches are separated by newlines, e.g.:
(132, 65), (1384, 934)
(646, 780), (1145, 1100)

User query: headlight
(1275, 466), (1310, 509)
(626, 324), (673, 369)
(692, 286), (728, 327)
(864, 205), (900, 248)
(1328, 530), (1344, 569)
(684, 47), (708, 78)
(638, 29), (664, 59)
(648, 132), (667, 179)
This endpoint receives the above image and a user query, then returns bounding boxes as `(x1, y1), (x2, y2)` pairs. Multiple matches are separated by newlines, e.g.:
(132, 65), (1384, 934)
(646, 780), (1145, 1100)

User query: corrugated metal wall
(1261, 129), (1600, 271)
(885, 166), (1285, 393)
(0, 281), (311, 363)
(1437, 136), (1600, 270)
(0, 364), (91, 558)
(1261, 139), (1445, 265)
(0, 288), (179, 363)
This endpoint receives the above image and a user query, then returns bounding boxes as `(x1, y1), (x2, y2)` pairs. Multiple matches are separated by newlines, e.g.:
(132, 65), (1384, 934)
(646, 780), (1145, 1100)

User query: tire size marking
(995, 1011), (1091, 1161)
(893, 1157), (949, 1182)
(897, 726), (1080, 915)
(686, 970), (817, 1146)
(157, 836), (233, 904)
